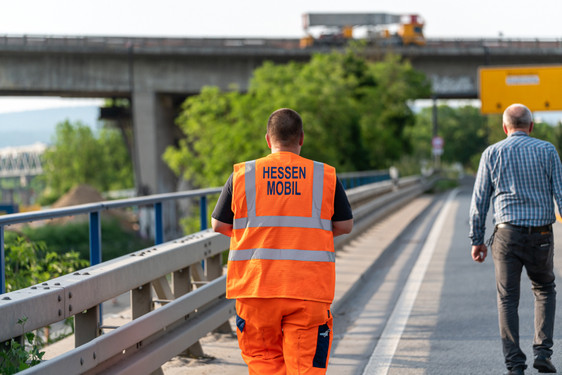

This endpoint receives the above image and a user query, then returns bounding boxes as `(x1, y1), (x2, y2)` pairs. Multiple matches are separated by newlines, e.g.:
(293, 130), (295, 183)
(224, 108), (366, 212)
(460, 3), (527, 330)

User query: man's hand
(471, 244), (487, 263)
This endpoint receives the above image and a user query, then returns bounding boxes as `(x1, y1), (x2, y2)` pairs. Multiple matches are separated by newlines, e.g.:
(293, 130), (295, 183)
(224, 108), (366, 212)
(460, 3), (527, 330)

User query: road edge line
(362, 188), (459, 375)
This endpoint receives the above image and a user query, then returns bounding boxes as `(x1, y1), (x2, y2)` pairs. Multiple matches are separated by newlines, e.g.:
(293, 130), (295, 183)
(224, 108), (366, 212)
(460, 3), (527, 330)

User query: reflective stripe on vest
(229, 248), (336, 262)
(232, 160), (331, 231)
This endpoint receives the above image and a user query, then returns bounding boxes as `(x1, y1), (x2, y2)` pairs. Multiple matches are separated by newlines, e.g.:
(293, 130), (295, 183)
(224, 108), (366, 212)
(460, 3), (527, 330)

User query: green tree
(532, 121), (557, 146)
(164, 51), (430, 187)
(550, 122), (562, 154)
(357, 54), (430, 167)
(40, 121), (134, 201)
(410, 105), (489, 169)
(97, 127), (135, 191)
(484, 113), (506, 145)
(409, 105), (561, 173)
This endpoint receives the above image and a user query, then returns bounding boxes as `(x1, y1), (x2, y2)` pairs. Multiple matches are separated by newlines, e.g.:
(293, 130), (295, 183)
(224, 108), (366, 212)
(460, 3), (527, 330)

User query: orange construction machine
(300, 12), (426, 48)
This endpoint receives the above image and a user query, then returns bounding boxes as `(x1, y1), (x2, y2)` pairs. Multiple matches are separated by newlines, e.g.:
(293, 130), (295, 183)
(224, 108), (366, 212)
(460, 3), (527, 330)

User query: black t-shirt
(212, 173), (353, 224)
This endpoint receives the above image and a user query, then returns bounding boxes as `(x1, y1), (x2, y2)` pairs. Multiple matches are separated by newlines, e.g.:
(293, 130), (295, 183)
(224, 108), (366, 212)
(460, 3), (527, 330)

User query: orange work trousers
(235, 298), (333, 375)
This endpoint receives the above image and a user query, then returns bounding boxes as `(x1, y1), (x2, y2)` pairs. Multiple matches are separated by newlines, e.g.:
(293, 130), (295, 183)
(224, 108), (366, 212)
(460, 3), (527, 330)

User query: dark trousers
(491, 226), (556, 370)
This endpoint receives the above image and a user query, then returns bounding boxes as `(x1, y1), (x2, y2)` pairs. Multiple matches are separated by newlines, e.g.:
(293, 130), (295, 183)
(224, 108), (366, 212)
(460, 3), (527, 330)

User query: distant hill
(0, 106), (101, 148)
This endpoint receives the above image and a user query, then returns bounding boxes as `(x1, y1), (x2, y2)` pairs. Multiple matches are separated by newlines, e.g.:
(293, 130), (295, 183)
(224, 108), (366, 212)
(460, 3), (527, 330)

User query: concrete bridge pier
(132, 91), (182, 240)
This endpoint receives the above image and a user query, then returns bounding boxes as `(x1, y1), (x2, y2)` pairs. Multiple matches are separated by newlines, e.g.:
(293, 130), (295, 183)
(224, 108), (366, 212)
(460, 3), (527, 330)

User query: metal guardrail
(1, 229), (231, 374)
(0, 229), (229, 342)
(0, 35), (561, 53)
(0, 174), (434, 374)
(335, 175), (434, 247)
(0, 35), (305, 54)
(24, 276), (234, 375)
(423, 37), (562, 49)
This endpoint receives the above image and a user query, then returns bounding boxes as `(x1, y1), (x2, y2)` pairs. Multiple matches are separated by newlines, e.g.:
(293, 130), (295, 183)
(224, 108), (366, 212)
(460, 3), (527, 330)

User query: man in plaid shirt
(470, 103), (562, 375)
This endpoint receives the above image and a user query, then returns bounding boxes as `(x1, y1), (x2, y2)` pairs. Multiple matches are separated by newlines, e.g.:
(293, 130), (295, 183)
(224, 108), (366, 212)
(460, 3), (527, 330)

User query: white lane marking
(362, 188), (459, 375)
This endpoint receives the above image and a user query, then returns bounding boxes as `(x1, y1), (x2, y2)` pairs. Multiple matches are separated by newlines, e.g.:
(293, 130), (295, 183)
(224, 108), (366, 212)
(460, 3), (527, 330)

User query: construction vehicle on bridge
(300, 12), (426, 48)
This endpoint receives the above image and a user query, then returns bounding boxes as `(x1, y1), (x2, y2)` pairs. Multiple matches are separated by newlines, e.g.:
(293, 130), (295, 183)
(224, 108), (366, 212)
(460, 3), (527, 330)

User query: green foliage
(164, 51), (430, 188)
(4, 235), (88, 292)
(532, 121), (562, 149)
(14, 217), (153, 263)
(409, 105), (490, 170)
(40, 121), (134, 201)
(179, 196), (220, 235)
(409, 104), (562, 174)
(0, 317), (45, 374)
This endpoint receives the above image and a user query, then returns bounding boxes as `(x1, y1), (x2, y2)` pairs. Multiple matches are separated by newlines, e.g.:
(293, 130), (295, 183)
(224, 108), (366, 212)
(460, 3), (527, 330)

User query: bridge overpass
(0, 142), (46, 206)
(1, 35), (561, 216)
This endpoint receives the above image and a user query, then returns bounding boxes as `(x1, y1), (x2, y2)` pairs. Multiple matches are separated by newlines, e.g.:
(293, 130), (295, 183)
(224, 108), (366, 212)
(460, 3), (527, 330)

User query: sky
(1, 0), (561, 39)
(0, 0), (561, 114)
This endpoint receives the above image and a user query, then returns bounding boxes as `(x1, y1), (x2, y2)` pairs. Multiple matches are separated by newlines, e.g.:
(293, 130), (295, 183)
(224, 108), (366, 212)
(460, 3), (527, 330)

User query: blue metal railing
(0, 187), (222, 294)
(338, 169), (390, 189)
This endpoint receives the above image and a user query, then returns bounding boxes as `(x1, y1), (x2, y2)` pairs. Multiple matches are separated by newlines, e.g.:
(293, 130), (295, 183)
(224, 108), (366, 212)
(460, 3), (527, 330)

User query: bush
(0, 317), (44, 374)
(8, 217), (153, 265)
(4, 236), (88, 292)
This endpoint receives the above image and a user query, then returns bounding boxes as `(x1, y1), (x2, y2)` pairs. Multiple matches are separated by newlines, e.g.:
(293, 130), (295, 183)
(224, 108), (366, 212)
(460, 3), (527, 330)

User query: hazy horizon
(0, 106), (101, 148)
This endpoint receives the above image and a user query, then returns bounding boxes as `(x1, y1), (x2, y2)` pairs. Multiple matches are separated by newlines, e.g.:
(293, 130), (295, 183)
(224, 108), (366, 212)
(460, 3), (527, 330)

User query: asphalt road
(329, 178), (562, 374)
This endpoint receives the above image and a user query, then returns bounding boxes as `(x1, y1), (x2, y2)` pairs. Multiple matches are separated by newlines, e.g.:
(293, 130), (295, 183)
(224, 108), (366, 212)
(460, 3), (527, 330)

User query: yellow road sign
(479, 65), (562, 114)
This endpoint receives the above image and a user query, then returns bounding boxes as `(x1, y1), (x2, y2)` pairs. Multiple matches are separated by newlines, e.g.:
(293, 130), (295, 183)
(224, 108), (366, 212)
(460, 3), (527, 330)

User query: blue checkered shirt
(469, 131), (562, 245)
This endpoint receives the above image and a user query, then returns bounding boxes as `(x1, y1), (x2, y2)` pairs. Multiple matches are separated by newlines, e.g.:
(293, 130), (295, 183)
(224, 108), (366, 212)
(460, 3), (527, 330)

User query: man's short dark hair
(267, 108), (303, 146)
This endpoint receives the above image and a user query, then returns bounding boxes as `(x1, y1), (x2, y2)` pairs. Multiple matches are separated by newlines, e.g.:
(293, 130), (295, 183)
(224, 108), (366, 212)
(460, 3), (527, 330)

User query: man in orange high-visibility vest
(212, 108), (353, 374)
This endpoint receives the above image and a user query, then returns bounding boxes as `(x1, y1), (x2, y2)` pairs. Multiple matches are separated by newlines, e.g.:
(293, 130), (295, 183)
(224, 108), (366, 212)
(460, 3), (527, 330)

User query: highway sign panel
(479, 65), (562, 114)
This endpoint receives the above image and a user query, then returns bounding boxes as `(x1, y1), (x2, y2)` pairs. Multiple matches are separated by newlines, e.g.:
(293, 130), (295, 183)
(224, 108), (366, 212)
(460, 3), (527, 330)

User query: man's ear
(503, 124), (508, 135)
(529, 122), (534, 133)
(299, 131), (304, 146)
(265, 133), (272, 149)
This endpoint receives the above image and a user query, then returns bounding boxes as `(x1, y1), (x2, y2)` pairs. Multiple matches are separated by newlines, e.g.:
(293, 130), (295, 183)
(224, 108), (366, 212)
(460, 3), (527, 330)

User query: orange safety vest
(227, 151), (337, 303)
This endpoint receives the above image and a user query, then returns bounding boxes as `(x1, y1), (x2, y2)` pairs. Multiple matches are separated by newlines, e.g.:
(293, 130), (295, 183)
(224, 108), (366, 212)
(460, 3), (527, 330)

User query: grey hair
(502, 103), (533, 129)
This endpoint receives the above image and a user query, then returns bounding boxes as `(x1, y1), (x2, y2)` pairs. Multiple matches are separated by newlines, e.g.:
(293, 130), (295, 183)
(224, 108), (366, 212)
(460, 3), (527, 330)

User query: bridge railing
(0, 173), (434, 374)
(0, 143), (46, 178)
(1, 35), (561, 53)
(423, 37), (562, 49)
(0, 35), (304, 52)
(0, 187), (222, 294)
